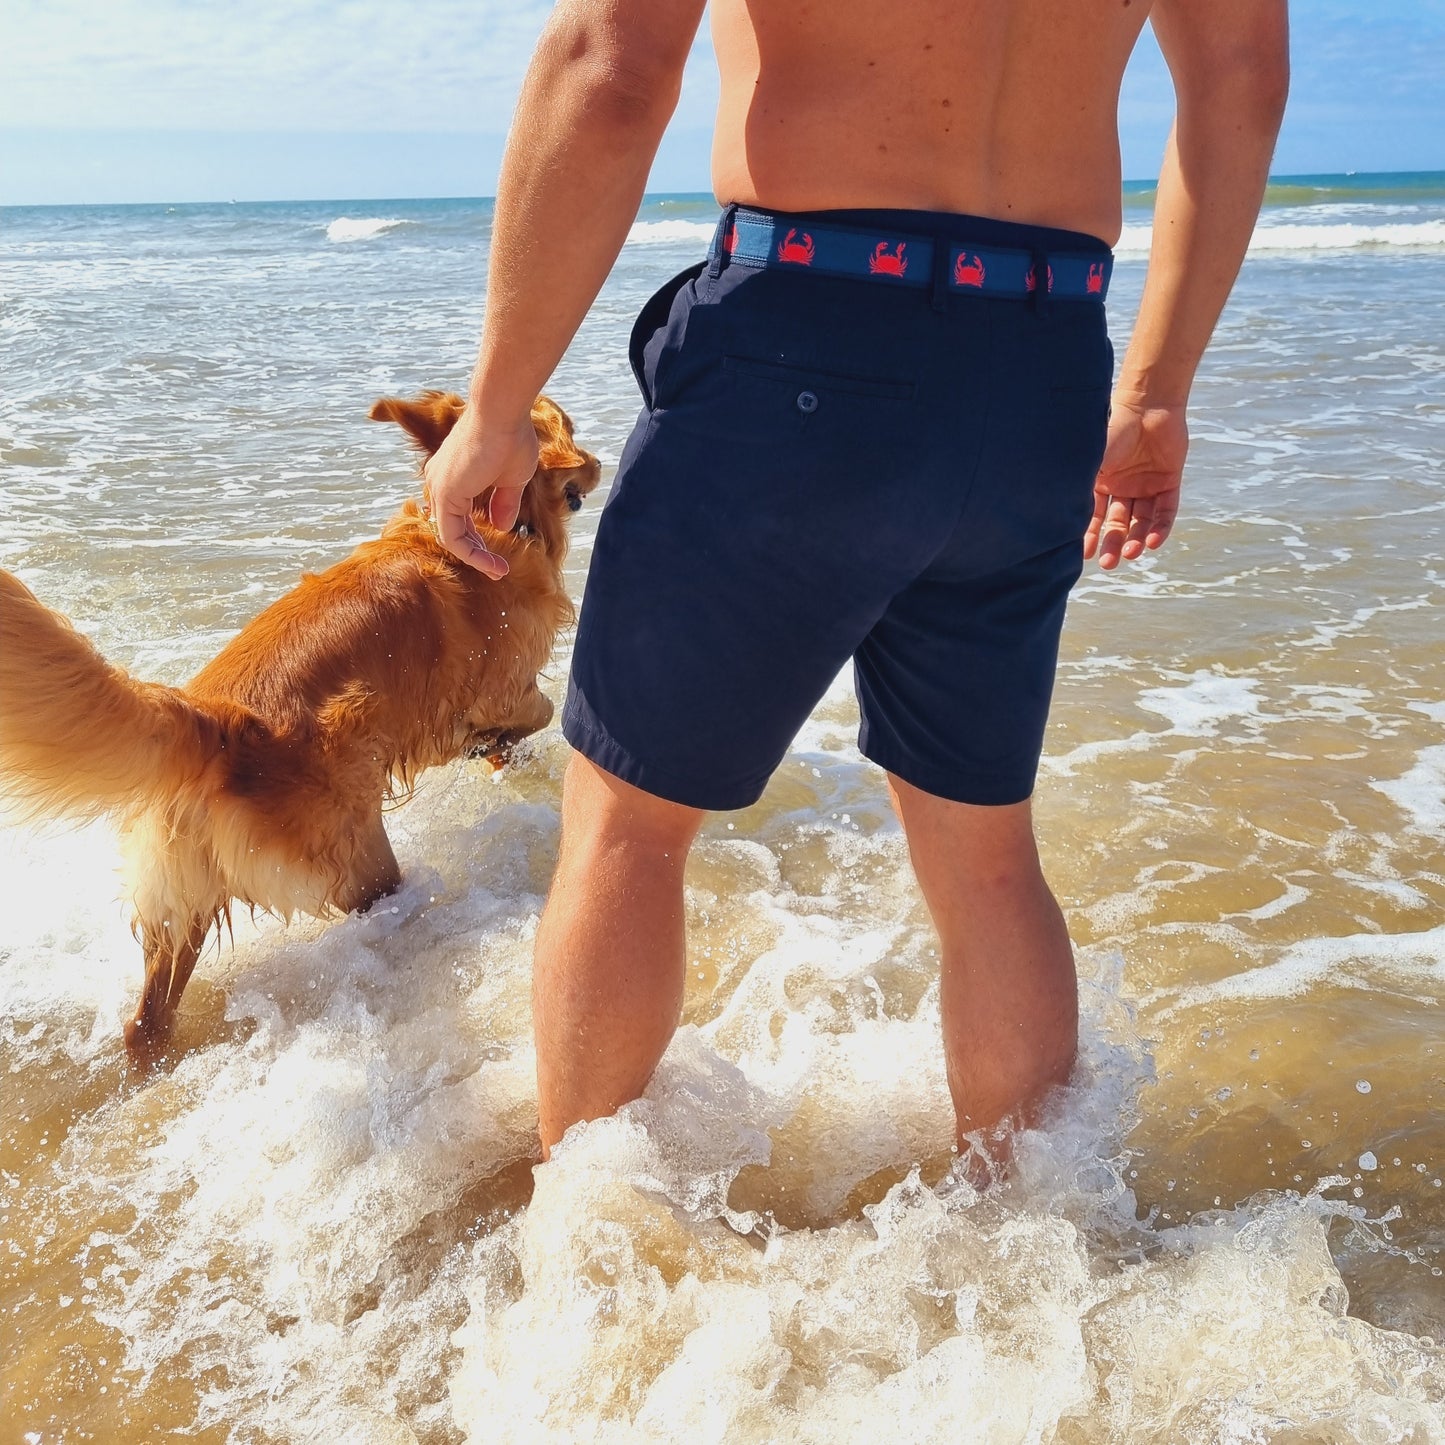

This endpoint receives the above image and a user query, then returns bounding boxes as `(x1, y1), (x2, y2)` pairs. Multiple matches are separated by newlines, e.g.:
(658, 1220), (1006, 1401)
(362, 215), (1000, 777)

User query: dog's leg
(336, 814), (402, 915)
(125, 913), (213, 1062)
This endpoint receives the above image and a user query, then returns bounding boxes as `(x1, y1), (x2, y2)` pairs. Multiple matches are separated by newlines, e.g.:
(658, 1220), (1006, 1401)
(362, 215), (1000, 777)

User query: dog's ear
(531, 395), (587, 470)
(368, 390), (466, 459)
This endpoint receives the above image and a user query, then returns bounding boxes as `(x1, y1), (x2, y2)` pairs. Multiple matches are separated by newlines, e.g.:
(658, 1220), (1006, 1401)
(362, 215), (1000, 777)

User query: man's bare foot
(950, 1119), (1021, 1193)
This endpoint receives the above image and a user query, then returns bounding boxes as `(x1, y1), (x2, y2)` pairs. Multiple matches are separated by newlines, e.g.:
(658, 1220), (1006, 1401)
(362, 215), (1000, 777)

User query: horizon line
(6, 167), (1445, 212)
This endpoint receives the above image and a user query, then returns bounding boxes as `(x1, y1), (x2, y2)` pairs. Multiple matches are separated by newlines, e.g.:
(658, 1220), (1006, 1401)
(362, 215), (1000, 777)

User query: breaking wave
(325, 216), (415, 244)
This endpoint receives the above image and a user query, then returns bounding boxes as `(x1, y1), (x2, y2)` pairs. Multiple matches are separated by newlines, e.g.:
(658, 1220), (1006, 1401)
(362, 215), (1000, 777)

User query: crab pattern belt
(712, 207), (1113, 302)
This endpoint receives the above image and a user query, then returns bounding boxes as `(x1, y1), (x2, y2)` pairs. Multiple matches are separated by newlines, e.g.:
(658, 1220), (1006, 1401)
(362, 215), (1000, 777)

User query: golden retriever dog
(0, 392), (599, 1058)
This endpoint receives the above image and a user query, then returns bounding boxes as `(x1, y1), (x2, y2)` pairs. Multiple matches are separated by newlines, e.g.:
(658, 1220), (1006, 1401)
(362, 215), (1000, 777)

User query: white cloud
(2, 0), (718, 133)
(3, 0), (1441, 184)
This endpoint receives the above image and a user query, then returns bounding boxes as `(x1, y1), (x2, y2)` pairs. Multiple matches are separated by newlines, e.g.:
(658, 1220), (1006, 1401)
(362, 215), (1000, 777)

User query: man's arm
(1086, 0), (1289, 570)
(426, 0), (707, 576)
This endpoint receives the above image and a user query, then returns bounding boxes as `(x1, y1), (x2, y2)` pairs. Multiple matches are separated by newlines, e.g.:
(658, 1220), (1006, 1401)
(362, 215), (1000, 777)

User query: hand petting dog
(423, 407), (540, 578)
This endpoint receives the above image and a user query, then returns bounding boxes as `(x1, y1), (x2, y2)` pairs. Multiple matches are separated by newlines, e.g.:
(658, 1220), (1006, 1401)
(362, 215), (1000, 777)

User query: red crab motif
(868, 241), (908, 277)
(953, 251), (986, 288)
(777, 229), (815, 265)
(1086, 261), (1105, 294)
(1025, 263), (1055, 294)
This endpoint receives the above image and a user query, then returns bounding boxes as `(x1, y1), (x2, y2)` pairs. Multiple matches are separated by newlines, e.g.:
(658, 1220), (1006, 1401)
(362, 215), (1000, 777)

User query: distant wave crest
(625, 220), (717, 246)
(325, 216), (414, 244)
(631, 216), (1445, 261)
(1118, 219), (1445, 258)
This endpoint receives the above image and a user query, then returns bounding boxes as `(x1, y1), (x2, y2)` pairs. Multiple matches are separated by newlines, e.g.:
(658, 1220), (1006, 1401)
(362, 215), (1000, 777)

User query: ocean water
(1, 175), (1443, 1441)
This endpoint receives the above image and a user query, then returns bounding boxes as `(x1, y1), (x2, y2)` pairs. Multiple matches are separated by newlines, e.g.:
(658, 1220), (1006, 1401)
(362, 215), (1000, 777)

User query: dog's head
(368, 390), (601, 560)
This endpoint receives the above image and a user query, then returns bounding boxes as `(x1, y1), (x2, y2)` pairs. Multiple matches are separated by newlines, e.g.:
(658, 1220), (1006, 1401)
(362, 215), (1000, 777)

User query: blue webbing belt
(711, 207), (1112, 301)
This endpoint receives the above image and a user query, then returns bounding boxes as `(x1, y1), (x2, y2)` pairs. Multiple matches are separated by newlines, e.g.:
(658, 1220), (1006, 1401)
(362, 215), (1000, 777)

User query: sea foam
(1372, 744), (1445, 837)
(450, 964), (1445, 1443)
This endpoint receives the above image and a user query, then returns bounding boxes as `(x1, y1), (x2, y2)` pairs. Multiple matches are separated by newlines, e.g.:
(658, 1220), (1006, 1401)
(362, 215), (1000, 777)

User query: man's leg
(887, 774), (1078, 1151)
(533, 753), (706, 1157)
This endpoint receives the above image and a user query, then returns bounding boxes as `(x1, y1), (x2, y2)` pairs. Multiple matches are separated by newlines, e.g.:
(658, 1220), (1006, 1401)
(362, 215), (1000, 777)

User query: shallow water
(1, 184), (1444, 1441)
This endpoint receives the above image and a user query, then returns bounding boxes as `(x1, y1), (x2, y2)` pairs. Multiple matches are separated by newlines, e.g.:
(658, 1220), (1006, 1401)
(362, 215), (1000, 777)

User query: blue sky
(3, 0), (1444, 205)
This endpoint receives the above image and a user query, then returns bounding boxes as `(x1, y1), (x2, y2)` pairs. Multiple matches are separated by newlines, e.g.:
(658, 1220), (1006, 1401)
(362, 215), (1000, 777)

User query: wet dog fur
(0, 392), (599, 1059)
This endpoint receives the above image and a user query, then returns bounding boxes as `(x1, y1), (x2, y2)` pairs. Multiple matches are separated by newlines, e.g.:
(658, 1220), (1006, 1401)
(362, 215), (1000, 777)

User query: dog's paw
(123, 1010), (176, 1072)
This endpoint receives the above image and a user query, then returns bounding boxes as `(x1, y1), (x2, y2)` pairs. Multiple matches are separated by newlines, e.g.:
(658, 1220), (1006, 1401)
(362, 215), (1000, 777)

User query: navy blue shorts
(563, 207), (1114, 811)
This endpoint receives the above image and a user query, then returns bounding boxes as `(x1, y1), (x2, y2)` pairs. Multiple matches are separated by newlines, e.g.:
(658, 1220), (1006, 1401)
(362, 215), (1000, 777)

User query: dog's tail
(0, 569), (228, 825)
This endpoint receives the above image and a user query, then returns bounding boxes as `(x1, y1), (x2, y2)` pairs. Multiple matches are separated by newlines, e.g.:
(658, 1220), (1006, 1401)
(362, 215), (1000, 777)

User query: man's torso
(710, 0), (1155, 243)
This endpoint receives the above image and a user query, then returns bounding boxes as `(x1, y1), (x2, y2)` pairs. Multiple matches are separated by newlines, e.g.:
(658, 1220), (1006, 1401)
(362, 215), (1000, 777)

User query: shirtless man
(424, 0), (1289, 1162)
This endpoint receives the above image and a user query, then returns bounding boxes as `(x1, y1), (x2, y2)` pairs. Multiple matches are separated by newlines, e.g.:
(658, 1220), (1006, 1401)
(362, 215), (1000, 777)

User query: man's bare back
(713, 0), (1151, 241)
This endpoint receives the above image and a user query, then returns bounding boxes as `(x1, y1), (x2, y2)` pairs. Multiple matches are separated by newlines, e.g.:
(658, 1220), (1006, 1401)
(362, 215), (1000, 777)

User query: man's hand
(1084, 398), (1188, 570)
(423, 411), (539, 579)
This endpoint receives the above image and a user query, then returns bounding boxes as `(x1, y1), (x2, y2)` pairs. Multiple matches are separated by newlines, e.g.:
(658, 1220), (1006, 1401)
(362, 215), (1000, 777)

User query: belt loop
(1030, 248), (1050, 316)
(930, 236), (952, 313)
(708, 203), (738, 280)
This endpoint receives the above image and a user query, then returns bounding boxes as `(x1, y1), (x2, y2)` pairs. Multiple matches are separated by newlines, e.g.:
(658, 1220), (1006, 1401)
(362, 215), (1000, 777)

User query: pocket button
(796, 390), (819, 414)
